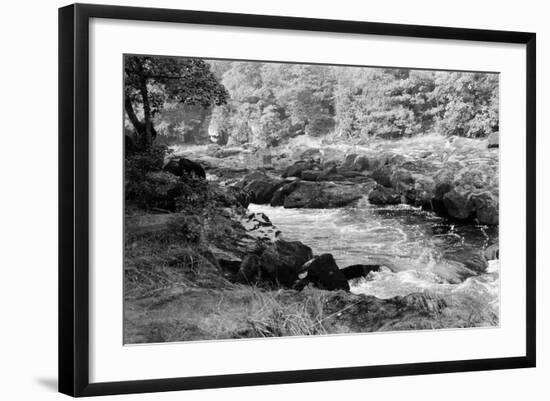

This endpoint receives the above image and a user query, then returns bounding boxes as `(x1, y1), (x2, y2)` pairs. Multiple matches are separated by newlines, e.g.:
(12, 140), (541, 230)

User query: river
(249, 199), (500, 317)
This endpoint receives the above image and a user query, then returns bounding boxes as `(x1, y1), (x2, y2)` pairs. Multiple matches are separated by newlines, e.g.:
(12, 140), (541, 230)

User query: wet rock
(234, 171), (266, 188)
(246, 179), (285, 204)
(444, 250), (488, 274)
(300, 148), (322, 161)
(471, 192), (499, 225)
(405, 175), (436, 208)
(282, 161), (314, 178)
(303, 254), (350, 291)
(488, 132), (499, 148)
(443, 189), (474, 220)
(368, 184), (401, 205)
(318, 173), (347, 182)
(391, 169), (415, 192)
(341, 154), (358, 170)
(270, 180), (300, 206)
(368, 155), (388, 171)
(371, 165), (393, 187)
(340, 264), (381, 280)
(236, 172), (285, 204)
(211, 185), (251, 208)
(283, 182), (369, 208)
(432, 181), (453, 213)
(318, 163), (338, 180)
(322, 160), (339, 172)
(301, 170), (322, 181)
(352, 155), (370, 171)
(259, 240), (313, 287)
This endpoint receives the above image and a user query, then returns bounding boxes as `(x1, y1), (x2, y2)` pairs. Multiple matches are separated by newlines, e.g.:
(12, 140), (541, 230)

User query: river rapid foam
(248, 200), (499, 318)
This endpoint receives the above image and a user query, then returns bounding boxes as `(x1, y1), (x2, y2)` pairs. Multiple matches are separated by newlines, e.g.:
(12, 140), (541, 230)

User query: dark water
(249, 199), (499, 310)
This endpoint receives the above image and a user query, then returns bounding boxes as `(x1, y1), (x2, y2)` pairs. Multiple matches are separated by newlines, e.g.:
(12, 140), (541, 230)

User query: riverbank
(124, 133), (499, 343)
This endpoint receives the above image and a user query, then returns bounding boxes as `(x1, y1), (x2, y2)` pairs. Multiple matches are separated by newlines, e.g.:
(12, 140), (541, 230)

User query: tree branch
(124, 95), (142, 133)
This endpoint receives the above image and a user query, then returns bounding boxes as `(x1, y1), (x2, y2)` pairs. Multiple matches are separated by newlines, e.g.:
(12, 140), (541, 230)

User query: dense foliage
(124, 56), (499, 148)
(208, 62), (498, 146)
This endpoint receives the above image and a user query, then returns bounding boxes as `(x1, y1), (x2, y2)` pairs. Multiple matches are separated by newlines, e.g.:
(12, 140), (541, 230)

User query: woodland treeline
(124, 56), (499, 150)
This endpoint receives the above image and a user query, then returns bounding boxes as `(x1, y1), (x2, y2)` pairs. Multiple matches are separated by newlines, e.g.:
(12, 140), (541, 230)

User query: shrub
(125, 144), (168, 208)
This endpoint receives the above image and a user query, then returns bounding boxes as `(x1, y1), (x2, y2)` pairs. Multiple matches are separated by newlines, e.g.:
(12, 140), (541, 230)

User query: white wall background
(0, 0), (546, 400)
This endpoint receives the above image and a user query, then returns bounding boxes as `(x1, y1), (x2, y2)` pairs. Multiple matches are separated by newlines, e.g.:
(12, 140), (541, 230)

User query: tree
(432, 72), (499, 137)
(124, 56), (229, 149)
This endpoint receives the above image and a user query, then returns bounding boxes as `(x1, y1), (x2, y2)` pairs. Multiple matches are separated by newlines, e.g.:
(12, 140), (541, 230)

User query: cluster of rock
(232, 141), (499, 225)
(233, 239), (379, 292)
(232, 161), (376, 209)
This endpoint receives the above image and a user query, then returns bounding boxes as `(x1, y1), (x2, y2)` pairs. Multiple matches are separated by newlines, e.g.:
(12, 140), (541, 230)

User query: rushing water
(249, 198), (499, 314)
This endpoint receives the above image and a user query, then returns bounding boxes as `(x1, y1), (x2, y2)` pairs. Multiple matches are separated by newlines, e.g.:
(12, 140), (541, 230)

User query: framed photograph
(58, 3), (536, 397)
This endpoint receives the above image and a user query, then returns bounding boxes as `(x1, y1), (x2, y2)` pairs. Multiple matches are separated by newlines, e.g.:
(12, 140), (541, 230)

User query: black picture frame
(59, 3), (536, 397)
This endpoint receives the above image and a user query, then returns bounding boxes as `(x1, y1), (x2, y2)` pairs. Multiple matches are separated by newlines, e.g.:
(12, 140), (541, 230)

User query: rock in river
(259, 240), (313, 287)
(302, 254), (350, 291)
(340, 264), (381, 280)
(471, 192), (499, 225)
(443, 189), (474, 220)
(282, 160), (315, 178)
(283, 181), (372, 208)
(236, 172), (285, 204)
(368, 184), (401, 205)
(270, 180), (301, 207)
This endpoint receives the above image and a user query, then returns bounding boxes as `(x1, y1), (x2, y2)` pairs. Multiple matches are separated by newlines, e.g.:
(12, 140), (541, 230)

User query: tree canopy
(208, 61), (498, 147)
(124, 56), (499, 149)
(124, 55), (228, 149)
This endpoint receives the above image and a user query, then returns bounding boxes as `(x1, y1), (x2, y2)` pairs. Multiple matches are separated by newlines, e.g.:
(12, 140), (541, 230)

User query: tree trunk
(139, 77), (155, 148)
(124, 96), (143, 134)
(124, 59), (158, 150)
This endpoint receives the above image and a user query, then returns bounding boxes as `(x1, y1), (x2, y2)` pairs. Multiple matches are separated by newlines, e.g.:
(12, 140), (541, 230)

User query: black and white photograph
(123, 55), (500, 344)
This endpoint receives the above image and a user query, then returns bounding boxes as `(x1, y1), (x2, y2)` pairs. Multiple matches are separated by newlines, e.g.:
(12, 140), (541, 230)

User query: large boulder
(341, 154), (358, 170)
(300, 148), (322, 162)
(283, 182), (370, 208)
(368, 184), (401, 205)
(322, 160), (339, 172)
(236, 254), (261, 284)
(270, 180), (301, 206)
(340, 264), (380, 280)
(371, 165), (393, 187)
(405, 175), (436, 208)
(282, 161), (314, 178)
(236, 172), (285, 204)
(259, 240), (313, 287)
(391, 169), (415, 192)
(368, 155), (388, 172)
(432, 181), (453, 214)
(471, 192), (499, 225)
(317, 163), (339, 181)
(210, 185), (251, 209)
(246, 178), (285, 204)
(352, 155), (370, 171)
(443, 189), (474, 220)
(164, 158), (206, 179)
(302, 254), (350, 291)
(301, 170), (322, 181)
